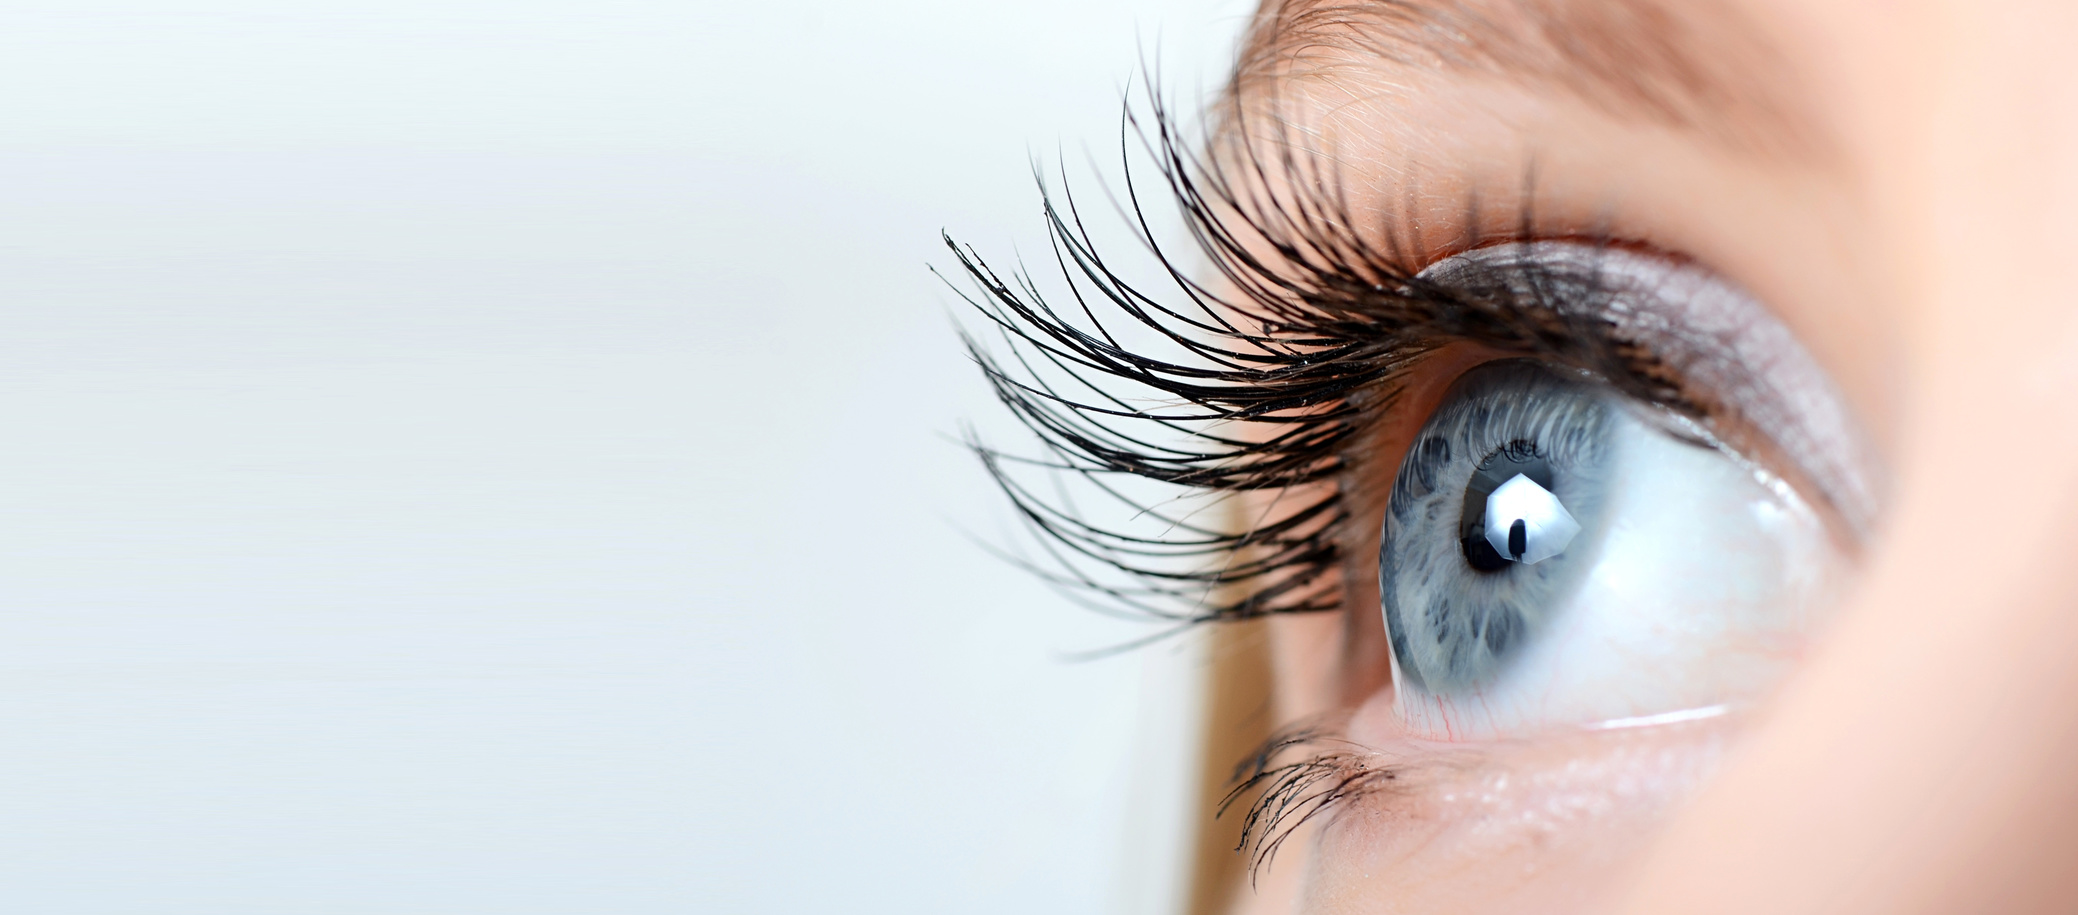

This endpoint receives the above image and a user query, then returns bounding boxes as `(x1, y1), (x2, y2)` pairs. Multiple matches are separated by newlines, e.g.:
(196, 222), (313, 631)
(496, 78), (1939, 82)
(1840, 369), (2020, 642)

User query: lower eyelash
(1222, 719), (1403, 878)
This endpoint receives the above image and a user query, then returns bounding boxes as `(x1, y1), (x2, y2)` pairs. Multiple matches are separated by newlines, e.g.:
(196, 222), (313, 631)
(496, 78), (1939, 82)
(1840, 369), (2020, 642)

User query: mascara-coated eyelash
(947, 85), (1697, 630)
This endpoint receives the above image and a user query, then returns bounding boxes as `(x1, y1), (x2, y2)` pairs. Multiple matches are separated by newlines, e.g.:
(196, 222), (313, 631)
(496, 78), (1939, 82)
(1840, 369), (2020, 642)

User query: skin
(1222, 0), (2078, 912)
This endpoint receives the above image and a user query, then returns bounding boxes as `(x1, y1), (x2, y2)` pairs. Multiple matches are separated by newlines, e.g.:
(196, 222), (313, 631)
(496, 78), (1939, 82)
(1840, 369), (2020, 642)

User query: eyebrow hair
(1231, 0), (1815, 157)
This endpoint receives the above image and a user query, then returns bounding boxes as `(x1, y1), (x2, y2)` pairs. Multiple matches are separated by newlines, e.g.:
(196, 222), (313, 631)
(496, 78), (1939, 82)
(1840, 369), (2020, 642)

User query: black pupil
(1459, 440), (1554, 572)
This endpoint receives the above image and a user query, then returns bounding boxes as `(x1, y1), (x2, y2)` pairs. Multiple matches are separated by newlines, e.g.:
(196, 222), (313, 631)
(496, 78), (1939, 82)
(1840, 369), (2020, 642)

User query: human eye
(948, 2), (1891, 902)
(948, 95), (1876, 727)
(1376, 243), (1858, 740)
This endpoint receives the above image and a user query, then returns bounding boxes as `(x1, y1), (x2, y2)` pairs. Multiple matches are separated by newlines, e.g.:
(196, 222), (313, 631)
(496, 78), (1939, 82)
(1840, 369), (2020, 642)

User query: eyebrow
(1232, 0), (1815, 157)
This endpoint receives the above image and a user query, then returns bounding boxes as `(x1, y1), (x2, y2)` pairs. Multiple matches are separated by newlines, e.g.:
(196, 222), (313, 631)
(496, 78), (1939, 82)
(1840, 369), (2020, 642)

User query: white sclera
(1395, 406), (1839, 740)
(1484, 473), (1581, 565)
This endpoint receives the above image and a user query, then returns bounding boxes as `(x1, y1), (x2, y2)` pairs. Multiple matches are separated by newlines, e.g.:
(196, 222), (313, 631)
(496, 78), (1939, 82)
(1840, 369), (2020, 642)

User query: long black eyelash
(945, 77), (1686, 629)
(1220, 720), (1401, 879)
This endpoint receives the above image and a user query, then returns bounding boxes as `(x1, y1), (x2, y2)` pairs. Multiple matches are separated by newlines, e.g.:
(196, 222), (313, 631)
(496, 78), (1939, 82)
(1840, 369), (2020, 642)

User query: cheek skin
(1302, 711), (1735, 915)
(1613, 0), (2078, 910)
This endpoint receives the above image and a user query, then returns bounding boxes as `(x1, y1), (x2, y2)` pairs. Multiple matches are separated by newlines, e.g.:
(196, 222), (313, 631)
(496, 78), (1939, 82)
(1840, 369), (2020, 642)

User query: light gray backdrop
(0, 2), (1252, 912)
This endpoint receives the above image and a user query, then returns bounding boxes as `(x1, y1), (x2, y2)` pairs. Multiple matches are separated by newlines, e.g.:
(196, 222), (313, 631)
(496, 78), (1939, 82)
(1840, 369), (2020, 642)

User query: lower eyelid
(1233, 704), (1743, 881)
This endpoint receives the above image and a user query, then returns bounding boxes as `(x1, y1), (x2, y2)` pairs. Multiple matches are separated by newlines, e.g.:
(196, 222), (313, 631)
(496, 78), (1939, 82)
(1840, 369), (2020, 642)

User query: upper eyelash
(946, 80), (1690, 630)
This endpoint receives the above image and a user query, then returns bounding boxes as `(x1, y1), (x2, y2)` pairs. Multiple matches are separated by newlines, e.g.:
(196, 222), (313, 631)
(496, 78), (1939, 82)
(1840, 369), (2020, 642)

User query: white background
(0, 2), (1253, 913)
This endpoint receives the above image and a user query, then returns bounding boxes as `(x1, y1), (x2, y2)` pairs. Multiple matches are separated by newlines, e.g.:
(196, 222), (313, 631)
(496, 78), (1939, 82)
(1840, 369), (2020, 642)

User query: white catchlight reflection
(1484, 473), (1581, 565)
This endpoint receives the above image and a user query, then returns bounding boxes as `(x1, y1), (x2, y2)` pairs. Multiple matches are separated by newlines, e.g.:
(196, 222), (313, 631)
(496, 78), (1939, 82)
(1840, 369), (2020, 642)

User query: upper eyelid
(1416, 242), (1882, 539)
(948, 81), (1869, 633)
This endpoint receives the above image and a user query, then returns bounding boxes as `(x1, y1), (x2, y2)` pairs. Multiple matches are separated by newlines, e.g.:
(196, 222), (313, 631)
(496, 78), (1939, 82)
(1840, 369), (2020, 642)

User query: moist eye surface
(1379, 354), (1841, 740)
(1382, 359), (1615, 694)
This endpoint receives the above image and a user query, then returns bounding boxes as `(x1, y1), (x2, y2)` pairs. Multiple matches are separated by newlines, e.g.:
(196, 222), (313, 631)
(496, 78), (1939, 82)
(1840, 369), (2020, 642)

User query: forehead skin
(1233, 0), (1818, 158)
(1230, 0), (2078, 912)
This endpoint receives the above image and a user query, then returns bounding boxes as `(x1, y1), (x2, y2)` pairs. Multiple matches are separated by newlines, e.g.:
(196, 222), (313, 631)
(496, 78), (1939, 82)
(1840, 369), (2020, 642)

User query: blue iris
(1380, 360), (1616, 693)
